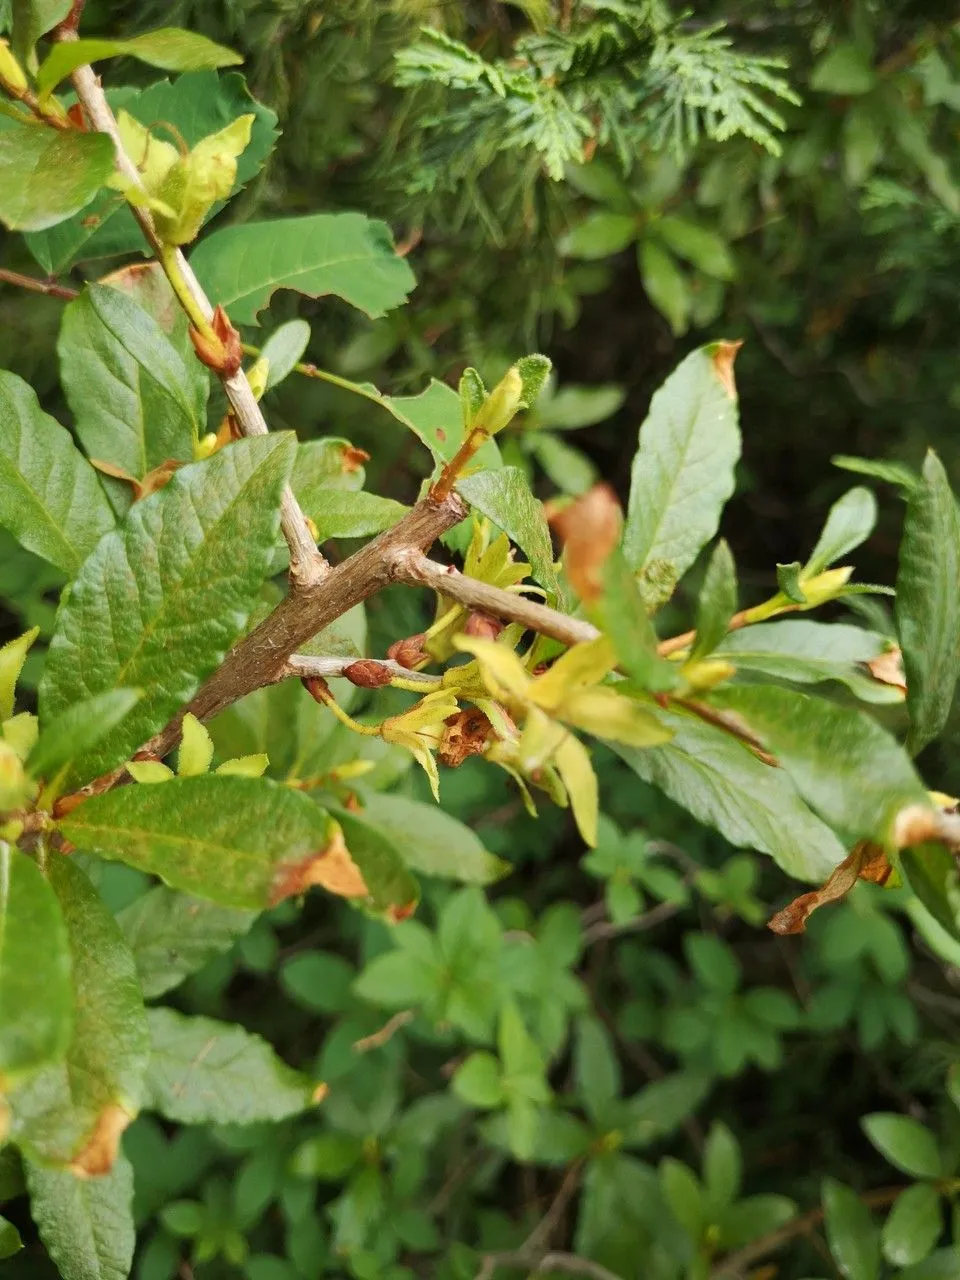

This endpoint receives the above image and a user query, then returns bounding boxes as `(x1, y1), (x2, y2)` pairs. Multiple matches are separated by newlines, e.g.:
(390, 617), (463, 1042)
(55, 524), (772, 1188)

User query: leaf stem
(62, 47), (325, 588)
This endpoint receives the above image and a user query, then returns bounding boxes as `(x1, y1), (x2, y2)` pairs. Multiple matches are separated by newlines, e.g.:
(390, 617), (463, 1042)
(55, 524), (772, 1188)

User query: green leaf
(900, 843), (960, 943)
(717, 620), (903, 705)
(39, 435), (295, 785)
(36, 28), (242, 98)
(540, 384), (625, 431)
(11, 0), (71, 63)
(703, 1122), (741, 1217)
(356, 792), (507, 885)
(710, 684), (926, 848)
(0, 116), (114, 231)
(58, 285), (207, 513)
(117, 885), (255, 999)
(381, 379), (501, 470)
(27, 690), (142, 783)
(299, 490), (407, 543)
(574, 1016), (621, 1124)
(189, 212), (416, 325)
(833, 455), (919, 493)
(57, 775), (342, 911)
(613, 707), (847, 882)
(290, 1132), (364, 1180)
(26, 1153), (134, 1280)
(718, 1195), (796, 1248)
(810, 41), (876, 95)
(654, 215), (735, 280)
(805, 487), (878, 575)
(623, 342), (741, 584)
(143, 1008), (319, 1124)
(452, 1052), (504, 1108)
(530, 432), (598, 496)
(561, 211), (638, 259)
(0, 843), (72, 1085)
(690, 540), (737, 662)
(621, 1071), (712, 1148)
(822, 1177), (881, 1280)
(895, 451), (960, 754)
(776, 561), (806, 604)
(638, 238), (692, 335)
(0, 627), (38, 721)
(8, 855), (148, 1171)
(0, 1212), (21, 1259)
(660, 1158), (703, 1238)
(861, 1113), (942, 1178)
(457, 467), (561, 598)
(26, 72), (278, 273)
(881, 1184), (942, 1268)
(0, 370), (114, 575)
(262, 319), (311, 390)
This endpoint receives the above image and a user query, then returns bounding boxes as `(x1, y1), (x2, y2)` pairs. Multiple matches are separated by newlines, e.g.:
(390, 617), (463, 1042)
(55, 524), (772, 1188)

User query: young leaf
(26, 72), (278, 273)
(177, 713), (214, 778)
(0, 1213), (21, 1260)
(895, 451), (960, 754)
(262, 319), (311, 389)
(356, 792), (508, 885)
(57, 776), (345, 910)
(623, 342), (742, 585)
(0, 370), (115, 575)
(189, 212), (416, 325)
(0, 117), (114, 231)
(654, 215), (735, 280)
(452, 1052), (504, 1108)
(805, 486), (878, 575)
(561, 210), (638, 259)
(8, 855), (149, 1173)
(26, 689), (142, 783)
(117, 885), (255, 999)
(613, 706), (847, 882)
(39, 435), (295, 785)
(35, 28), (242, 99)
(381, 380), (501, 470)
(26, 1153), (134, 1280)
(690, 539), (737, 662)
(622, 1072), (713, 1149)
(861, 1113), (942, 1178)
(143, 1008), (320, 1124)
(58, 285), (207, 512)
(711, 684), (926, 848)
(638, 239), (692, 336)
(822, 1178), (881, 1280)
(833, 454), (919, 494)
(0, 843), (72, 1085)
(457, 467), (561, 598)
(703, 1122), (742, 1217)
(880, 1184), (942, 1268)
(0, 627), (39, 721)
(574, 1016), (621, 1125)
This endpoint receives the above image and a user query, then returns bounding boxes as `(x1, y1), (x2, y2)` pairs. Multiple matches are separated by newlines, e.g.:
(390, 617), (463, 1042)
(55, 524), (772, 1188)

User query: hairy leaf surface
(26, 1154), (134, 1280)
(0, 117), (114, 232)
(143, 1008), (319, 1124)
(39, 436), (294, 785)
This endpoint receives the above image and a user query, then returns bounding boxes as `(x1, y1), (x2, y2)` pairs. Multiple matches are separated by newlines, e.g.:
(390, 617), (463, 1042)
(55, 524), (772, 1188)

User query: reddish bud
(343, 660), (393, 689)
(66, 102), (87, 130)
(387, 633), (429, 670)
(464, 611), (503, 641)
(301, 676), (332, 704)
(189, 305), (243, 376)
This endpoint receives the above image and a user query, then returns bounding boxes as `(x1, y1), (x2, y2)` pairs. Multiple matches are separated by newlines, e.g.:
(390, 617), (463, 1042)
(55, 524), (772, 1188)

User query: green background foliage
(2, 3), (960, 1280)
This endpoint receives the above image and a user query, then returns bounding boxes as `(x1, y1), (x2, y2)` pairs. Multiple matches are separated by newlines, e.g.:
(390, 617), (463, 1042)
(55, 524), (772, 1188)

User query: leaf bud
(463, 611), (503, 641)
(387, 633), (430, 670)
(343, 660), (393, 689)
(0, 40), (29, 94)
(473, 366), (524, 436)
